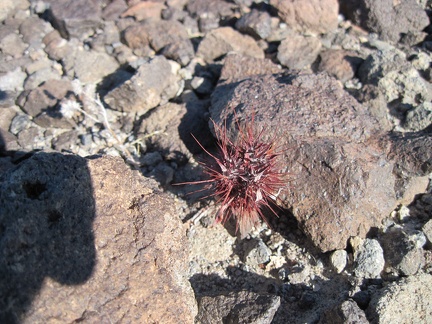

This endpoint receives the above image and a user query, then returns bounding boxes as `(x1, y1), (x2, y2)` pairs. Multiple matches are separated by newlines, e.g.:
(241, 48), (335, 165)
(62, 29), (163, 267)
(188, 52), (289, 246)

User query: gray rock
(187, 0), (236, 25)
(0, 0), (16, 22)
(235, 9), (272, 40)
(380, 228), (425, 276)
(51, 130), (79, 151)
(0, 67), (27, 92)
(48, 0), (103, 39)
(245, 239), (272, 267)
(359, 48), (432, 128)
(353, 238), (385, 278)
(367, 273), (432, 323)
(0, 153), (197, 323)
(424, 219), (432, 246)
(197, 27), (264, 62)
(138, 102), (201, 158)
(104, 56), (180, 114)
(330, 250), (348, 274)
(196, 291), (280, 324)
(71, 48), (119, 84)
(404, 102), (432, 132)
(19, 79), (73, 117)
(19, 16), (53, 46)
(277, 33), (321, 69)
(9, 113), (31, 135)
(270, 0), (339, 34)
(319, 299), (369, 324)
(0, 33), (28, 58)
(17, 126), (46, 151)
(340, 0), (429, 44)
(23, 67), (62, 91)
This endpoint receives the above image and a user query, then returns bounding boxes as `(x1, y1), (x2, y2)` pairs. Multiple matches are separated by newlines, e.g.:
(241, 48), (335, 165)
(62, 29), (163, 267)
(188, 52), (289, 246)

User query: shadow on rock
(0, 152), (96, 323)
(190, 265), (352, 323)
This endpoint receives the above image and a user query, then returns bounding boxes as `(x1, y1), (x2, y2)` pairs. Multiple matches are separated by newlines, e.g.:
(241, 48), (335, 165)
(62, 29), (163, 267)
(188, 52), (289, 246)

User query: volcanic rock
(0, 152), (197, 323)
(210, 71), (432, 252)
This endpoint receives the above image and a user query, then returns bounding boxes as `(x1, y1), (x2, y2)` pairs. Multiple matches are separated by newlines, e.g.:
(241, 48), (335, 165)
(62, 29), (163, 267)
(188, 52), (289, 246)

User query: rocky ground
(0, 0), (432, 323)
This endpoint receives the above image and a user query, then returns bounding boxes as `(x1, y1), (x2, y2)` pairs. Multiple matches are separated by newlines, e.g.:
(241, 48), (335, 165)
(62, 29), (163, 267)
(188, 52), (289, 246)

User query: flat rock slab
(210, 72), (432, 252)
(0, 153), (196, 323)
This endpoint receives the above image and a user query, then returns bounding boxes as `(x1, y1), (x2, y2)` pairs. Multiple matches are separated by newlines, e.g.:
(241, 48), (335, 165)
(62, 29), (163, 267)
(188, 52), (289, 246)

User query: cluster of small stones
(0, 0), (431, 323)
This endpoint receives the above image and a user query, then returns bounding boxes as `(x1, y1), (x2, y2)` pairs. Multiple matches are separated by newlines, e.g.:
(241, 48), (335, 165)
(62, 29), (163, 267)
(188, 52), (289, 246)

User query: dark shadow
(190, 265), (353, 323)
(0, 152), (96, 323)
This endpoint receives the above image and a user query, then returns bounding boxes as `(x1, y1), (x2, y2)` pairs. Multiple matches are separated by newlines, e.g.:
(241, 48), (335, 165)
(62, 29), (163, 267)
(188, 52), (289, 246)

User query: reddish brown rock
(0, 153), (197, 323)
(270, 0), (339, 34)
(210, 72), (432, 252)
(197, 27), (265, 62)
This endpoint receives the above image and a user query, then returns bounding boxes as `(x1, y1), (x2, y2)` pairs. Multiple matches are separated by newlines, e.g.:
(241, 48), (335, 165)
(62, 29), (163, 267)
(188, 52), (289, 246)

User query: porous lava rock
(340, 0), (429, 44)
(0, 152), (196, 323)
(366, 272), (432, 323)
(210, 71), (432, 252)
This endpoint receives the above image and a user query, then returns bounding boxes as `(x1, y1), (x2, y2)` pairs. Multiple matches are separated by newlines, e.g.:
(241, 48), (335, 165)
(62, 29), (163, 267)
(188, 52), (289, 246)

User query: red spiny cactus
(185, 116), (286, 237)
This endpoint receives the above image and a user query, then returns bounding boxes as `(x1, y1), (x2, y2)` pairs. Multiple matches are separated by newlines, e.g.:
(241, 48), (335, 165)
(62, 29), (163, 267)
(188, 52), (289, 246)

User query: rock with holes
(366, 273), (432, 323)
(0, 152), (197, 323)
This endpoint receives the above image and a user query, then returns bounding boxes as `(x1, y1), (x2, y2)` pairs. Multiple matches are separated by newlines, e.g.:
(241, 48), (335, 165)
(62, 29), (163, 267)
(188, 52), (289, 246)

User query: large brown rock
(0, 152), (197, 323)
(210, 72), (432, 252)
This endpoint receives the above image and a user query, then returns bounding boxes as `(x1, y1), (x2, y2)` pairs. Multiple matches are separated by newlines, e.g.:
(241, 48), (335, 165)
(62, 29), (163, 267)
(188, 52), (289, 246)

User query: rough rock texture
(0, 152), (197, 323)
(359, 48), (432, 127)
(235, 9), (272, 40)
(380, 228), (425, 276)
(352, 238), (385, 278)
(104, 56), (180, 113)
(319, 299), (369, 324)
(366, 273), (432, 323)
(277, 33), (322, 69)
(197, 27), (265, 62)
(196, 291), (280, 324)
(47, 0), (103, 39)
(210, 72), (432, 252)
(340, 0), (429, 44)
(270, 0), (339, 34)
(219, 54), (281, 83)
(318, 50), (363, 82)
